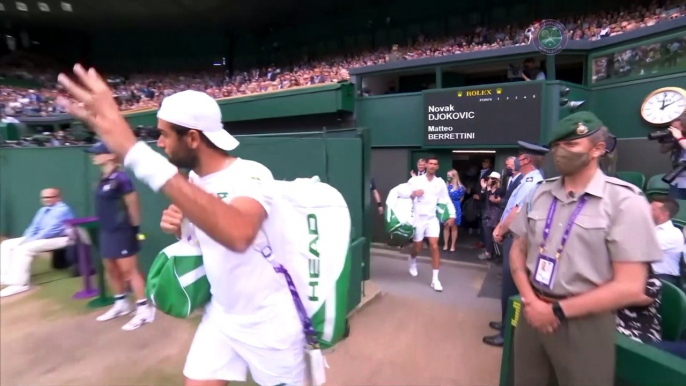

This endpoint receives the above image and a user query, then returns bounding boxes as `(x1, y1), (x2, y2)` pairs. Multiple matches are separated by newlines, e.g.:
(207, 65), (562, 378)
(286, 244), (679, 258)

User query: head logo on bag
(308, 213), (320, 301)
(263, 177), (352, 349)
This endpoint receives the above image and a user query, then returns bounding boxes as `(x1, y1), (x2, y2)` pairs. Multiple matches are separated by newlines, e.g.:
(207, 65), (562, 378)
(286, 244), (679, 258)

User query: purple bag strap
(272, 262), (320, 347)
(260, 244), (318, 347)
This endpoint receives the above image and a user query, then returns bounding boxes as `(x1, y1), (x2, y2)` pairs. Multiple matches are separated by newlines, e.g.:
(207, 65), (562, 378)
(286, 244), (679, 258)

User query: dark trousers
(500, 236), (519, 335)
(669, 184), (686, 200)
(514, 311), (616, 386)
(655, 274), (681, 288)
(484, 225), (496, 256)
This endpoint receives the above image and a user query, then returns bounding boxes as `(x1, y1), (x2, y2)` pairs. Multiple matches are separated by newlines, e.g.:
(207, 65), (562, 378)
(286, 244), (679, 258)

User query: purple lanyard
(258, 245), (320, 348)
(272, 262), (320, 348)
(540, 195), (588, 259)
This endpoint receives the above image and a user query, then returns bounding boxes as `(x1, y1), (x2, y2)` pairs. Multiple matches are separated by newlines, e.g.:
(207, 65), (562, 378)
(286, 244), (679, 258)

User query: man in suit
(502, 156), (523, 211)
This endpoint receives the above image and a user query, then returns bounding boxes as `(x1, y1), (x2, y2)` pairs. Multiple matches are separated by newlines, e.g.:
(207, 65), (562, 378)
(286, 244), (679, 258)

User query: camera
(647, 129), (673, 141)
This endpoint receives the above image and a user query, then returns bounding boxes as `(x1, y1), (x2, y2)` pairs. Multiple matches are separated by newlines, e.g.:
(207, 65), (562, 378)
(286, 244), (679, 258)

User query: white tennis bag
(262, 176), (351, 385)
(385, 183), (415, 243)
(265, 177), (352, 350)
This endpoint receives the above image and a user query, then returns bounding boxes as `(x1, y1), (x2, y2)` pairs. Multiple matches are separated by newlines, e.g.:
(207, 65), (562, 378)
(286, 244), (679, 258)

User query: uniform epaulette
(527, 180), (549, 212)
(605, 176), (643, 195)
(543, 176), (561, 183)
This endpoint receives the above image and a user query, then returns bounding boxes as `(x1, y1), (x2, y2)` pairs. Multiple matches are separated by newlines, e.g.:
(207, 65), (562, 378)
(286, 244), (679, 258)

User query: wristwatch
(552, 302), (567, 321)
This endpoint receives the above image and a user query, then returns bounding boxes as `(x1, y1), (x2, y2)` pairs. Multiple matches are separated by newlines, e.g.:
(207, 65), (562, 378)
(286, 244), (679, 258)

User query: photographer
(658, 113), (686, 199)
(521, 58), (546, 81)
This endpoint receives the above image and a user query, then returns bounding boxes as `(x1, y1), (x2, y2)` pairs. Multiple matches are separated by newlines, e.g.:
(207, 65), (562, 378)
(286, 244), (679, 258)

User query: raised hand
(57, 64), (137, 159)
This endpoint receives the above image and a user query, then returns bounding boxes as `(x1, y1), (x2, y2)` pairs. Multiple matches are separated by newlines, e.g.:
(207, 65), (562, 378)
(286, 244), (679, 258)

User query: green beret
(550, 111), (605, 144)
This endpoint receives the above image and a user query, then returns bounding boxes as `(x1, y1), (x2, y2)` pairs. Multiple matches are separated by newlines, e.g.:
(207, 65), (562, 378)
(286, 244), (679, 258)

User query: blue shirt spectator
(22, 192), (75, 243)
(0, 188), (74, 297)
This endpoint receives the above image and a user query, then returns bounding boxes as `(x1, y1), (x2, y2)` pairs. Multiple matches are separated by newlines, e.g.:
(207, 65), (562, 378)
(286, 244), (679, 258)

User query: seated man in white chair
(0, 188), (75, 297)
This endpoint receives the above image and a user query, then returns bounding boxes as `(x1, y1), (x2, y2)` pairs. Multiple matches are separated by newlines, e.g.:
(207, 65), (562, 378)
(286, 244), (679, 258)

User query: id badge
(533, 254), (558, 290)
(306, 348), (329, 386)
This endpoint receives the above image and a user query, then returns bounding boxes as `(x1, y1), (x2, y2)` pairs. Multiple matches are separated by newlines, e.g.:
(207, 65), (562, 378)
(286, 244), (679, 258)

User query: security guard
(508, 112), (661, 385)
(483, 141), (548, 347)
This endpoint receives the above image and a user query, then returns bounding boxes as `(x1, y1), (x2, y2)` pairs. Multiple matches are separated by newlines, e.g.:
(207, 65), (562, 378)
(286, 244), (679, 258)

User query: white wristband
(123, 141), (178, 192)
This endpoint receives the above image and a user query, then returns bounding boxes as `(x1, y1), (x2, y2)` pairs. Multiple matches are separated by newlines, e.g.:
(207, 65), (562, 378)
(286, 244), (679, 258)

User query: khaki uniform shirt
(510, 169), (661, 297)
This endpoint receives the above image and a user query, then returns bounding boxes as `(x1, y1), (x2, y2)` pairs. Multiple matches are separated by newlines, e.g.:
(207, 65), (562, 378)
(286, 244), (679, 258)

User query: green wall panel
(356, 93), (424, 147)
(326, 138), (364, 241)
(220, 83), (354, 122)
(125, 110), (158, 128)
(0, 132), (370, 304)
(0, 148), (93, 234)
(540, 82), (592, 145)
(123, 83), (354, 128)
(589, 73), (686, 139)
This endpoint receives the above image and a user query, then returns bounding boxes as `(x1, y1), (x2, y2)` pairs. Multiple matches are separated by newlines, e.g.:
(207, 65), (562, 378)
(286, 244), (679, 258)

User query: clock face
(641, 88), (686, 125)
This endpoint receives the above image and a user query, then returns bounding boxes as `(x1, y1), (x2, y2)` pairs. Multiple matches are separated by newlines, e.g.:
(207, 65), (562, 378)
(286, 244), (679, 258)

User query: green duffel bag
(436, 197), (452, 224)
(145, 240), (210, 318)
(385, 183), (415, 244)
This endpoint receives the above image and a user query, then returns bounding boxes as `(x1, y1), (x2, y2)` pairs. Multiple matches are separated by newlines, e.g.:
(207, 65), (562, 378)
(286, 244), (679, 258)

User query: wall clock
(640, 87), (686, 126)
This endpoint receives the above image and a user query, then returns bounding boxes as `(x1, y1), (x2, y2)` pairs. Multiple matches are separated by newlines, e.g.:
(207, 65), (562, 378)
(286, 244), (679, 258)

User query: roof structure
(0, 0), (353, 30)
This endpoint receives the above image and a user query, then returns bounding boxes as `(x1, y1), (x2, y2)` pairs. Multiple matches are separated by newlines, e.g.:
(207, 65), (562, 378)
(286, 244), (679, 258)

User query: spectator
(616, 273), (663, 343)
(616, 272), (686, 360)
(0, 188), (75, 297)
(386, 44), (405, 63)
(443, 169), (466, 252)
(521, 58), (546, 81)
(479, 172), (505, 261)
(410, 158), (427, 177)
(0, 2), (683, 107)
(649, 196), (685, 287)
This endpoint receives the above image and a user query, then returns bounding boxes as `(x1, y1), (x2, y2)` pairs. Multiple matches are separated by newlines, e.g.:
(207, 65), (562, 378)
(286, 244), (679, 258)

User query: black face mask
(505, 167), (514, 177)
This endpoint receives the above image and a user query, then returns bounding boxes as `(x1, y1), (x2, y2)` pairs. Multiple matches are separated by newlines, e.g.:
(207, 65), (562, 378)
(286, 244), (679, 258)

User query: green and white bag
(385, 183), (414, 243)
(265, 176), (352, 350)
(436, 197), (452, 223)
(145, 176), (352, 352)
(145, 240), (210, 319)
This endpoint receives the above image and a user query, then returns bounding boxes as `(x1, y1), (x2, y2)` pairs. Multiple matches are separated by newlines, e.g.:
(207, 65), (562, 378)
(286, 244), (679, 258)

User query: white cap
(157, 90), (239, 151)
(489, 171), (501, 179)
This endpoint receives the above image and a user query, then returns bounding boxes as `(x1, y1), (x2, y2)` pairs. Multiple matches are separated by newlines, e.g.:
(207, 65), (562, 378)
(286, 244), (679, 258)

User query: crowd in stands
(0, 1), (684, 118)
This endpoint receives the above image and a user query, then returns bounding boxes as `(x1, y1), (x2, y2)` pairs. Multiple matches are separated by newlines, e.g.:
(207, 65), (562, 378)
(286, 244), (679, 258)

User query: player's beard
(168, 144), (199, 171)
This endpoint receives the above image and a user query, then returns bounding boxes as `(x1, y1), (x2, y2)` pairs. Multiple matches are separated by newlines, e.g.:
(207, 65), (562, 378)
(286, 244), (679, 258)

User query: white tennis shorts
(183, 316), (306, 385)
(413, 216), (440, 242)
